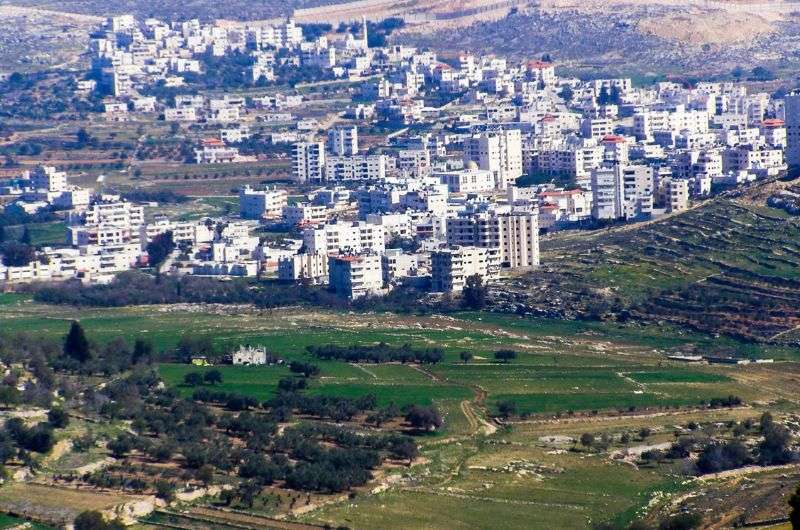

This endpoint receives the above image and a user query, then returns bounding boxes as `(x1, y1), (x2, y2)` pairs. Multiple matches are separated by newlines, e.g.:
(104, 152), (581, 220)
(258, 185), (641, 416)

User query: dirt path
(413, 365), (497, 436)
(42, 439), (71, 466)
(409, 364), (441, 382)
(460, 399), (498, 436)
(769, 324), (800, 341)
(460, 400), (479, 432)
(350, 363), (378, 379)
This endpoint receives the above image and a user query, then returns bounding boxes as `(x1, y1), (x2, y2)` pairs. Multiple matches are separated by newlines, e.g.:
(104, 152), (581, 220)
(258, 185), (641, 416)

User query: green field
(2, 296), (798, 528)
(5, 221), (67, 247)
(625, 371), (731, 384)
(0, 513), (53, 530)
(305, 433), (682, 530)
(159, 362), (472, 408)
(2, 300), (769, 416)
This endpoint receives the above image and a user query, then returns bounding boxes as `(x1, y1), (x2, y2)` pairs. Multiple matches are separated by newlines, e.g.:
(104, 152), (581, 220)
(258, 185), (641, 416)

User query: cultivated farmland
(2, 290), (800, 528)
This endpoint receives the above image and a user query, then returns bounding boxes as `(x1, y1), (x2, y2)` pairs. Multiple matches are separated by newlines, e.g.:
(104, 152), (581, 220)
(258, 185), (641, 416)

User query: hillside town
(0, 13), (796, 300)
(6, 4), (800, 530)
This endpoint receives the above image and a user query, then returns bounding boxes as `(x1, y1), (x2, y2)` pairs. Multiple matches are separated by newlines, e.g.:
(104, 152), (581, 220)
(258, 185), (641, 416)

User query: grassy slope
(515, 199), (800, 342)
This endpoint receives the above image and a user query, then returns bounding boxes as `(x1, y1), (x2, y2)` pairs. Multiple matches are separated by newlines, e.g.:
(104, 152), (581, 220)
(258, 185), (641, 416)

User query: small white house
(232, 345), (267, 365)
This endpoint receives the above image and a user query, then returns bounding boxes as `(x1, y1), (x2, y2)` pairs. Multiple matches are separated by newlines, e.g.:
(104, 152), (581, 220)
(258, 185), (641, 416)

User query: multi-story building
(76, 198), (145, 228)
(68, 225), (139, 247)
(431, 246), (494, 292)
(328, 253), (383, 299)
(538, 140), (605, 186)
(591, 167), (623, 220)
(463, 129), (523, 189)
(381, 248), (418, 285)
(292, 142), (326, 183)
(327, 125), (359, 156)
(664, 178), (689, 213)
(282, 204), (327, 228)
(591, 165), (653, 220)
(446, 210), (539, 269)
(325, 155), (387, 181)
(239, 186), (288, 220)
(30, 166), (68, 192)
(398, 149), (431, 178)
(278, 252), (329, 284)
(194, 138), (239, 164)
(435, 165), (495, 193)
(785, 92), (800, 167)
(303, 222), (385, 255)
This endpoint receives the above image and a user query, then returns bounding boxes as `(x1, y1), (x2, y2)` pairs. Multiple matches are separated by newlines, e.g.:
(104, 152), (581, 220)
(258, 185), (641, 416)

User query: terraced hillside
(498, 197), (800, 344)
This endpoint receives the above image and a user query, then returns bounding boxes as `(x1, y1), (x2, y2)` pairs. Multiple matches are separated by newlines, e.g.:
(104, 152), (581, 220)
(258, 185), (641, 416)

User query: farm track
(413, 365), (497, 436)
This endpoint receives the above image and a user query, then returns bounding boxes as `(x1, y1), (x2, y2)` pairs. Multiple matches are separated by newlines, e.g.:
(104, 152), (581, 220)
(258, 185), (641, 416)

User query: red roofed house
(526, 60), (555, 85)
(195, 138), (240, 164)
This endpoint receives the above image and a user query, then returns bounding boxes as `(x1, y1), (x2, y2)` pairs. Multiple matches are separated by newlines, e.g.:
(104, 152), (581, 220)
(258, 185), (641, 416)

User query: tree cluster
(307, 343), (444, 364)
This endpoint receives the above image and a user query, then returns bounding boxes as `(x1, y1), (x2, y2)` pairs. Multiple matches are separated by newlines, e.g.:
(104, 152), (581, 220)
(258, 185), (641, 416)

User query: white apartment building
(278, 252), (329, 284)
(303, 221), (385, 255)
(621, 166), (654, 219)
(760, 119), (787, 149)
(663, 178), (689, 213)
(398, 149), (431, 178)
(282, 204), (327, 227)
(580, 117), (615, 139)
(1, 245), (139, 285)
(327, 125), (359, 156)
(431, 246), (494, 292)
(30, 166), (67, 192)
(495, 211), (540, 268)
(446, 210), (539, 269)
(293, 142), (326, 183)
(164, 107), (198, 122)
(141, 218), (214, 245)
(590, 166), (622, 220)
(382, 249), (418, 285)
(591, 78), (633, 99)
(591, 165), (653, 220)
(538, 140), (605, 186)
(220, 127), (250, 144)
(239, 186), (288, 220)
(785, 92), (800, 167)
(68, 225), (139, 247)
(193, 261), (259, 277)
(365, 212), (413, 242)
(633, 107), (709, 140)
(328, 253), (384, 299)
(325, 155), (387, 181)
(76, 198), (145, 228)
(195, 138), (239, 164)
(723, 146), (786, 176)
(537, 189), (592, 228)
(435, 165), (495, 194)
(463, 129), (523, 189)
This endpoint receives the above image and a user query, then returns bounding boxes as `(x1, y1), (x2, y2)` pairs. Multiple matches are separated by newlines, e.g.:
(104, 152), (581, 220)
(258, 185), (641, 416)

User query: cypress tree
(64, 321), (90, 363)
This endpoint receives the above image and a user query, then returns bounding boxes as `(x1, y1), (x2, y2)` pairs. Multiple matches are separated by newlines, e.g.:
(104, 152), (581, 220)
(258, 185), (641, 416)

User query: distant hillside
(493, 178), (800, 345)
(6, 0), (800, 78)
(0, 0), (318, 21)
(395, 0), (800, 79)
